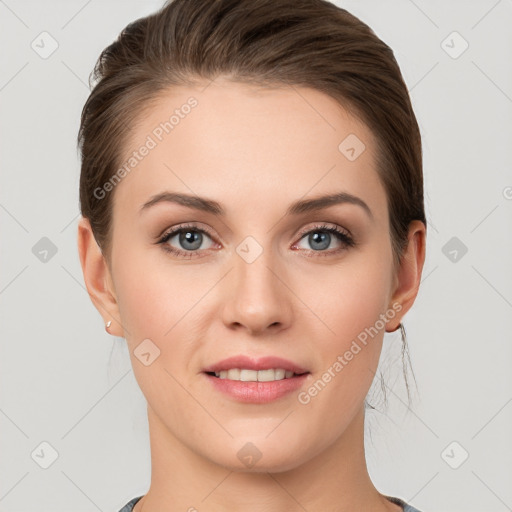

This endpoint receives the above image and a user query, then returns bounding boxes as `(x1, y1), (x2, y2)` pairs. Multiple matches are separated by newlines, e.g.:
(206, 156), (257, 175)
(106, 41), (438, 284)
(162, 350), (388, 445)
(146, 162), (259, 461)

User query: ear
(387, 220), (426, 331)
(77, 216), (124, 337)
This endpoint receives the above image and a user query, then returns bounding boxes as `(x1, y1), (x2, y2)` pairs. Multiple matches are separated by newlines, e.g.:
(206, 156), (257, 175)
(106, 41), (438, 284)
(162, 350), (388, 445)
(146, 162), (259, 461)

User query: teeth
(214, 368), (297, 381)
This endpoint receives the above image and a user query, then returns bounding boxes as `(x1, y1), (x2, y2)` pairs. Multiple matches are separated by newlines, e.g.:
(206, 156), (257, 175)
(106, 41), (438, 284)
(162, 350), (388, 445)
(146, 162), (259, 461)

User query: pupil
(310, 231), (330, 250)
(180, 230), (202, 250)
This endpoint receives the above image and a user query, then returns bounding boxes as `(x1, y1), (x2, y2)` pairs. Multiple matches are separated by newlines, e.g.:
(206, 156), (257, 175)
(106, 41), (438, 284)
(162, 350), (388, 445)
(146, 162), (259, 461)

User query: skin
(78, 77), (425, 512)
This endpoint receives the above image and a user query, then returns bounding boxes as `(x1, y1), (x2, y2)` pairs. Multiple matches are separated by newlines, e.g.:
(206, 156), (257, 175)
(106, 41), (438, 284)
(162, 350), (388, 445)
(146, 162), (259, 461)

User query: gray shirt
(118, 495), (423, 511)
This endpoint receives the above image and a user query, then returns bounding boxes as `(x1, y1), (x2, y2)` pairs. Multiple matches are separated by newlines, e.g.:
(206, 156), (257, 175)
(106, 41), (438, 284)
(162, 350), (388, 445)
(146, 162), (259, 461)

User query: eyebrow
(140, 191), (373, 219)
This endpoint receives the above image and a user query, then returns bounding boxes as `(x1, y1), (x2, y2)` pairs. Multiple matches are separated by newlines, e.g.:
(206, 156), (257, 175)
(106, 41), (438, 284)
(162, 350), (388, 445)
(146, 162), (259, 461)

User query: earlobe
(77, 217), (124, 337)
(387, 220), (426, 330)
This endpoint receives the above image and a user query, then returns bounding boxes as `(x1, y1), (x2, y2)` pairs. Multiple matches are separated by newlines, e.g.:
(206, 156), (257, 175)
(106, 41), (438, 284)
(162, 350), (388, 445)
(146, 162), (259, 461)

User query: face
(101, 78), (402, 472)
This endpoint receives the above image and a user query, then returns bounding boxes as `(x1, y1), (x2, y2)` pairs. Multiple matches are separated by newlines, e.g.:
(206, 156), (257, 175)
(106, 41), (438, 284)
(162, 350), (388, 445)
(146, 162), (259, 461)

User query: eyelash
(157, 222), (355, 259)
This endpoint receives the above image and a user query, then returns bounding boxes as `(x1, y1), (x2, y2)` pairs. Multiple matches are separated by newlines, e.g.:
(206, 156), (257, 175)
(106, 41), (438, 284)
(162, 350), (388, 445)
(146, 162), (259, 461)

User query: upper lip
(203, 355), (309, 374)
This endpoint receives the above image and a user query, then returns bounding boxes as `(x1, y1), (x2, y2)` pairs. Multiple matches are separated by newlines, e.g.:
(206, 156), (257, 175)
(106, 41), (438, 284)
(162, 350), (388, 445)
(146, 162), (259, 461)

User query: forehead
(112, 78), (386, 220)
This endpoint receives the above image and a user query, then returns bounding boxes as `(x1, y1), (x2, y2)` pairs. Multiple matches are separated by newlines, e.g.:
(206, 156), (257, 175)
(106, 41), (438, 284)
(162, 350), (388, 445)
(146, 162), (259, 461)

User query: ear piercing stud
(105, 320), (112, 330)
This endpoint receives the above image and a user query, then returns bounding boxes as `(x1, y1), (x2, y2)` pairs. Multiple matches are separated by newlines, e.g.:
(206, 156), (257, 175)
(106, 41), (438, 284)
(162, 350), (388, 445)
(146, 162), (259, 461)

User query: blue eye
(157, 222), (355, 259)
(158, 224), (215, 258)
(294, 224), (355, 255)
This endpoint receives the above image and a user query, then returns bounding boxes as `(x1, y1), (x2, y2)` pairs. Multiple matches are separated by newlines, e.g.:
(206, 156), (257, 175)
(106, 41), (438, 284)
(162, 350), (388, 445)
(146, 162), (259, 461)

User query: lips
(202, 355), (309, 375)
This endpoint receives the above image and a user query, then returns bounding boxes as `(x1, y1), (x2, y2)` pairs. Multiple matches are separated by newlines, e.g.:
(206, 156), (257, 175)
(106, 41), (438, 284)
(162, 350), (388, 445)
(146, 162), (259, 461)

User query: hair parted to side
(78, 0), (426, 269)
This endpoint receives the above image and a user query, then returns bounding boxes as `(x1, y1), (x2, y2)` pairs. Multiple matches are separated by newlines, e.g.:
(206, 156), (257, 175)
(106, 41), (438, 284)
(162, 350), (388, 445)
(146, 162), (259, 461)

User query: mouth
(203, 370), (310, 403)
(204, 369), (309, 382)
(202, 355), (311, 403)
(202, 355), (310, 380)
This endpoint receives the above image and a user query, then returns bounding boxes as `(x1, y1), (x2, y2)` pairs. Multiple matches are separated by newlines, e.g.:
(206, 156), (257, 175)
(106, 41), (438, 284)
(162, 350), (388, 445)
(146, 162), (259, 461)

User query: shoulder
(118, 495), (425, 512)
(404, 504), (423, 512)
(386, 495), (424, 512)
(117, 496), (143, 512)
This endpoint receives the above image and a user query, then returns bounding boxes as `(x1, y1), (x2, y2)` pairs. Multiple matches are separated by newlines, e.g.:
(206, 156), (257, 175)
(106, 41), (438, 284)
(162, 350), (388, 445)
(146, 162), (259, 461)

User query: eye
(157, 222), (355, 259)
(293, 223), (355, 256)
(157, 223), (217, 258)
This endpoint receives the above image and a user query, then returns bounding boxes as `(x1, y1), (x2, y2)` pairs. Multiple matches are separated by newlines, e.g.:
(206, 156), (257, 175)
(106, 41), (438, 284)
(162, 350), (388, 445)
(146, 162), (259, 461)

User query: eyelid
(157, 221), (355, 257)
(158, 222), (215, 241)
(295, 221), (352, 240)
(157, 222), (218, 259)
(292, 222), (356, 254)
(157, 222), (351, 242)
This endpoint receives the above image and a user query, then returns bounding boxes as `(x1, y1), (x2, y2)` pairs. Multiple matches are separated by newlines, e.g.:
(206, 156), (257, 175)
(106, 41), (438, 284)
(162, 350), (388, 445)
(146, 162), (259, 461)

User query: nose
(221, 243), (294, 335)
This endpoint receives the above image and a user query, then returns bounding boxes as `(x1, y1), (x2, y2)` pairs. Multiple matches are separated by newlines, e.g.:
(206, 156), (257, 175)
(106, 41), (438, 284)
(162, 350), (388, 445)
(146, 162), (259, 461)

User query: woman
(77, 0), (427, 510)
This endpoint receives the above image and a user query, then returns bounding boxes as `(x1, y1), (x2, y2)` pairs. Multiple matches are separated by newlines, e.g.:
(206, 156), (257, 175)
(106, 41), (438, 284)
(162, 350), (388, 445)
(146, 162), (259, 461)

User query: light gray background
(1, 1), (511, 511)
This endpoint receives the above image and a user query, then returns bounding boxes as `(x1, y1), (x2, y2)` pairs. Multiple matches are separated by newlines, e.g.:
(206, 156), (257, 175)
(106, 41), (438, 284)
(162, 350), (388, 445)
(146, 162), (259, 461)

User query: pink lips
(202, 355), (310, 404)
(204, 373), (309, 403)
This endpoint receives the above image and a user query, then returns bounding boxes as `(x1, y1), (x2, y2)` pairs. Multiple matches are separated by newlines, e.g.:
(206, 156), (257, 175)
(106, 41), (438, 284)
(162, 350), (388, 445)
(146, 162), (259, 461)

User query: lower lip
(204, 372), (310, 403)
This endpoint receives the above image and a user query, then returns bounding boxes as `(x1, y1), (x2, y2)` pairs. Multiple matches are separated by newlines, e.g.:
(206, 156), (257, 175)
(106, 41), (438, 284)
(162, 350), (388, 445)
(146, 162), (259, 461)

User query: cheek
(295, 241), (394, 406)
(111, 243), (217, 343)
(110, 247), (203, 403)
(110, 243), (173, 341)
(295, 259), (391, 424)
(299, 247), (393, 345)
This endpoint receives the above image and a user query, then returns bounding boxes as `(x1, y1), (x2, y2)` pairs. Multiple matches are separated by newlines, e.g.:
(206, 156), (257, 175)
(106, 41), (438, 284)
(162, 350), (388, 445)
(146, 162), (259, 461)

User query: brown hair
(78, 0), (426, 268)
(78, 0), (425, 408)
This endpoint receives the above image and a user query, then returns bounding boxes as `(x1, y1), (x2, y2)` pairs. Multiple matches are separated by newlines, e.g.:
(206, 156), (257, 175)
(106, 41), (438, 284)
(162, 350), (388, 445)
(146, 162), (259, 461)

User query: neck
(134, 404), (399, 512)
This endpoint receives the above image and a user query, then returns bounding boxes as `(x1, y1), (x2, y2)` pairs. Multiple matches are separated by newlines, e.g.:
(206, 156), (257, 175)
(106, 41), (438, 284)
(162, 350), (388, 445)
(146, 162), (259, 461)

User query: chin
(206, 437), (311, 474)
(222, 456), (305, 474)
